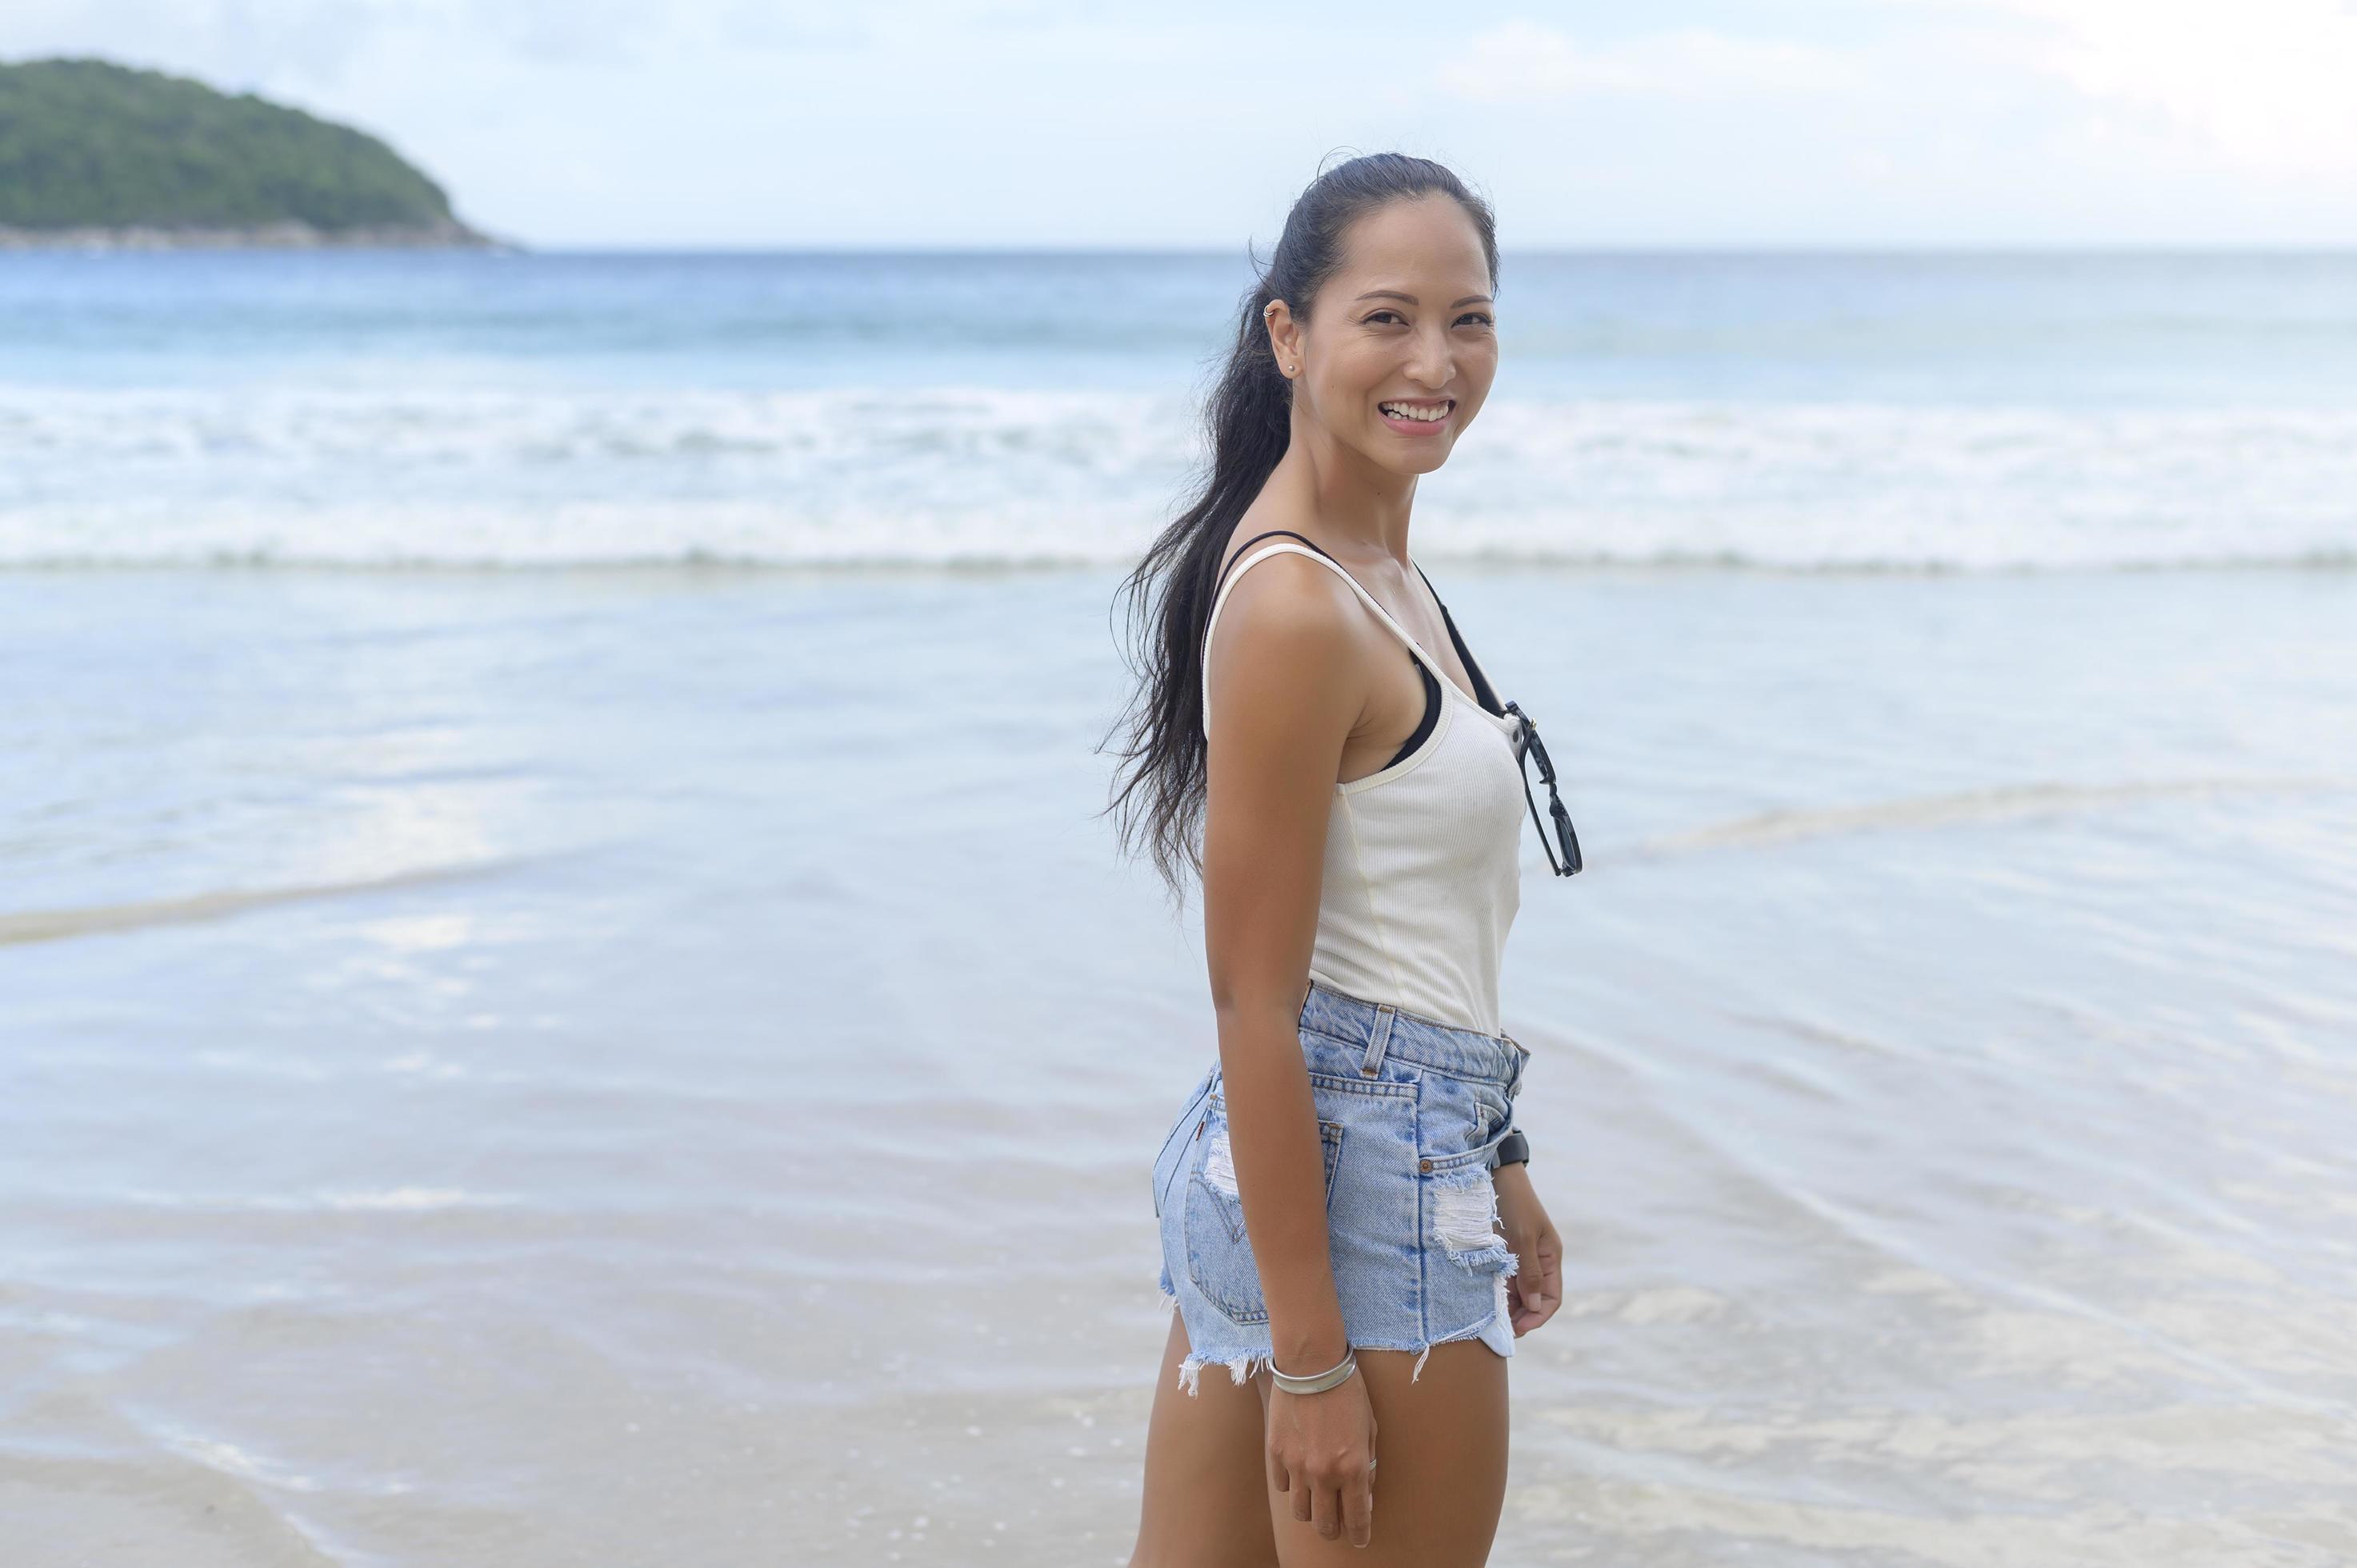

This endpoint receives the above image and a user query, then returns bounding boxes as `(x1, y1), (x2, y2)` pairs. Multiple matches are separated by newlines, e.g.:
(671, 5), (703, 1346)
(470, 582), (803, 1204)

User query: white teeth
(1382, 402), (1450, 422)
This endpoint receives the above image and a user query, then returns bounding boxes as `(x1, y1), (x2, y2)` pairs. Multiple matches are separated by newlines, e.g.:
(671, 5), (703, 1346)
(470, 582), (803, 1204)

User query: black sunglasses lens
(1551, 798), (1583, 874)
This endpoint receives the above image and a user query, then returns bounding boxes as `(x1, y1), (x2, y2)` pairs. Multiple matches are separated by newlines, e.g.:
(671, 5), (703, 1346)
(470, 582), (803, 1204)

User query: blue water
(3, 249), (2353, 568)
(10, 249), (2357, 400)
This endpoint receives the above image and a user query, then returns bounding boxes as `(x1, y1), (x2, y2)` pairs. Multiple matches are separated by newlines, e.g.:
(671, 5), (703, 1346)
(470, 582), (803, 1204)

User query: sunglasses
(1503, 700), (1583, 877)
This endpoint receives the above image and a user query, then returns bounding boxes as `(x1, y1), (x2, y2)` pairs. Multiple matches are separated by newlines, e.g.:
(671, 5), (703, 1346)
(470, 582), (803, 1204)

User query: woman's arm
(1199, 551), (1369, 1372)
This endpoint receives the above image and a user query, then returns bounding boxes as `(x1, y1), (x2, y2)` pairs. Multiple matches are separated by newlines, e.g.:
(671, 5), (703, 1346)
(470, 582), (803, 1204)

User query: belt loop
(1360, 1003), (1396, 1077)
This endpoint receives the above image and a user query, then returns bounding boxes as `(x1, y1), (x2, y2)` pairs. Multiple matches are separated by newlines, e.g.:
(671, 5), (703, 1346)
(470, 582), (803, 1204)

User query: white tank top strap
(1202, 539), (1437, 734)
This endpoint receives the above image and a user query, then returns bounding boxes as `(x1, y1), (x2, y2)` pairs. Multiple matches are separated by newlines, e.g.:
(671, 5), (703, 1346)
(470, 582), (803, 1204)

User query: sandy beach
(4, 556), (2354, 1564)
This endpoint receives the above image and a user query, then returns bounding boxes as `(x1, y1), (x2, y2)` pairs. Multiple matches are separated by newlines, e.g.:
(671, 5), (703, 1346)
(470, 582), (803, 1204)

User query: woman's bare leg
(1255, 1340), (1508, 1567)
(1130, 1309), (1281, 1568)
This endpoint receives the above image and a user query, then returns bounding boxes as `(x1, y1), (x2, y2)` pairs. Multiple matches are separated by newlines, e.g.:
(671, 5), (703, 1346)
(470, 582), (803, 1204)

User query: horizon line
(482, 239), (2357, 256)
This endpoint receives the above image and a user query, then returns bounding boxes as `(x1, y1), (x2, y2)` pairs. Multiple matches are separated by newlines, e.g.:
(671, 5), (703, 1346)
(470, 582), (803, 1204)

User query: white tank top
(1201, 537), (1526, 1037)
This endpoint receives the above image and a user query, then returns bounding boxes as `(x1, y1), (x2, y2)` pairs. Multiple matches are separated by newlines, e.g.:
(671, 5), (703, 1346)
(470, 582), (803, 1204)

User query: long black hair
(1097, 151), (1499, 907)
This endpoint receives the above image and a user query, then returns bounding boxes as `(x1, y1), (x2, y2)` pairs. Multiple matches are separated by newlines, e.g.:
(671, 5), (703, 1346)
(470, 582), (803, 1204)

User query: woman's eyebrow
(1353, 289), (1494, 306)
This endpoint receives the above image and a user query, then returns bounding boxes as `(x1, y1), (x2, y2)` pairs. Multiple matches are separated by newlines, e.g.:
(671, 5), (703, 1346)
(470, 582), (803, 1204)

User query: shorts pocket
(1182, 1095), (1344, 1326)
(1418, 1071), (1516, 1173)
(1150, 1066), (1218, 1219)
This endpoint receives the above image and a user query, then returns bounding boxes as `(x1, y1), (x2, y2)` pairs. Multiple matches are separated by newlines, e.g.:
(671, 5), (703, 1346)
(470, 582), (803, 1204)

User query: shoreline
(0, 217), (518, 252)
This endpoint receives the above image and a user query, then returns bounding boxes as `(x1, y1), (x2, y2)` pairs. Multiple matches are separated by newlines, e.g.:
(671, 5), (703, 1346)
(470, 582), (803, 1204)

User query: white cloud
(1439, 21), (1863, 104)
(2004, 0), (2357, 178)
(0, 0), (863, 78)
(1876, 0), (2357, 179)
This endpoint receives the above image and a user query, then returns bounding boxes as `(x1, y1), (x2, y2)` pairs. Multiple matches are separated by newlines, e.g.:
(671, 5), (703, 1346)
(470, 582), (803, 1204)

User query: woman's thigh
(1132, 1309), (1279, 1568)
(1254, 1341), (1509, 1568)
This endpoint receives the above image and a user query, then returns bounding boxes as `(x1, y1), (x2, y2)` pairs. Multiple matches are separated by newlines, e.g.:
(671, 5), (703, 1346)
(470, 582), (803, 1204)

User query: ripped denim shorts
(1151, 978), (1532, 1396)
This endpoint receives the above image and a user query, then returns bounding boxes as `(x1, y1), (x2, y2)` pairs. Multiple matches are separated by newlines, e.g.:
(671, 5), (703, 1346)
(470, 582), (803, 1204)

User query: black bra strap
(1413, 562), (1505, 716)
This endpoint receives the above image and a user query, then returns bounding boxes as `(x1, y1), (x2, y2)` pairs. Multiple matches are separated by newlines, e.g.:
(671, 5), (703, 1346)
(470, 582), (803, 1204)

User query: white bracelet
(1271, 1348), (1358, 1395)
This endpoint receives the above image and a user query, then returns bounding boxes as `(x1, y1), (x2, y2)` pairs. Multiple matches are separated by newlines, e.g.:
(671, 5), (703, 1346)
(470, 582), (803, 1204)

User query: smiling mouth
(1379, 399), (1455, 424)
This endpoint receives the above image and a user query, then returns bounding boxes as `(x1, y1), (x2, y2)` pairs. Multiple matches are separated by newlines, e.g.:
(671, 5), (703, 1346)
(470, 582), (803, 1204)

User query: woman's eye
(1365, 309), (1494, 326)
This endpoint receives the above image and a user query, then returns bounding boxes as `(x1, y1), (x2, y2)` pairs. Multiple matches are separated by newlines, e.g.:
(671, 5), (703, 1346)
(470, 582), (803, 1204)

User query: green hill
(0, 56), (497, 245)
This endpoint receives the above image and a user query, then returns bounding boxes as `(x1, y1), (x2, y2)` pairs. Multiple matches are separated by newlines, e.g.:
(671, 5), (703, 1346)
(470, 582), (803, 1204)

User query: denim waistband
(1296, 978), (1529, 1099)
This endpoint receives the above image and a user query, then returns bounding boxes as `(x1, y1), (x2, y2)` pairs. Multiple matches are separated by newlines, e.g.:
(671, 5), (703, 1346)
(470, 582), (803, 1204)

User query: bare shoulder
(1204, 534), (1367, 734)
(1209, 534), (1358, 662)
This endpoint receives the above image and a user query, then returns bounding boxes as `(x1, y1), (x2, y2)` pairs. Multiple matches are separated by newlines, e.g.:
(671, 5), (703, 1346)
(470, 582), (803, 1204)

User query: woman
(1103, 153), (1573, 1565)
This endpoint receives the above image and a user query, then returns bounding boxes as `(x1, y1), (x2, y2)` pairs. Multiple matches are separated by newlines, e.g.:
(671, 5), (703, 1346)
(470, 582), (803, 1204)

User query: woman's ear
(1263, 300), (1303, 378)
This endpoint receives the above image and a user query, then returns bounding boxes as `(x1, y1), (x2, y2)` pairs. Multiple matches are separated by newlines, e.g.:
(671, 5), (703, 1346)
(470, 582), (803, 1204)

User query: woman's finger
(1515, 1262), (1550, 1328)
(1343, 1464), (1376, 1547)
(1313, 1479), (1342, 1539)
(1507, 1233), (1541, 1330)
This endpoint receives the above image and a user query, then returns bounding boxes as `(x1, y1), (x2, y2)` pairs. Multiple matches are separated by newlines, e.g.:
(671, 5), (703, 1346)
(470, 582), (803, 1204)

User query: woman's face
(1271, 194), (1498, 477)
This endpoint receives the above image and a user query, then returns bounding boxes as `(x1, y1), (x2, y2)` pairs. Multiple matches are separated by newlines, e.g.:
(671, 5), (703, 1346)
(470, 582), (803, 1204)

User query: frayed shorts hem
(1155, 1281), (1514, 1395)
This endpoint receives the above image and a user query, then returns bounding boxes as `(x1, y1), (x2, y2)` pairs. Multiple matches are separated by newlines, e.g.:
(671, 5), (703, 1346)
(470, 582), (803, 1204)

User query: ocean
(6, 249), (2356, 570)
(2, 249), (2354, 1566)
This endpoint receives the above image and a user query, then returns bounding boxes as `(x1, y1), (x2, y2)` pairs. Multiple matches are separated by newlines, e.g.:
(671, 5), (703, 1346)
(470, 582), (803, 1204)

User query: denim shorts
(1151, 978), (1532, 1394)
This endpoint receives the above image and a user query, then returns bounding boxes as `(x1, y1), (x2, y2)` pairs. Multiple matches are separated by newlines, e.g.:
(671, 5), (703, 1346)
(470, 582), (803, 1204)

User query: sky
(5, 0), (2355, 249)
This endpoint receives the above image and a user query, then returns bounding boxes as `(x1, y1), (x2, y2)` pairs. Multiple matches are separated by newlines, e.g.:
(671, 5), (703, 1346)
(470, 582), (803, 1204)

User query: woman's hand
(1266, 1366), (1379, 1548)
(1493, 1163), (1562, 1334)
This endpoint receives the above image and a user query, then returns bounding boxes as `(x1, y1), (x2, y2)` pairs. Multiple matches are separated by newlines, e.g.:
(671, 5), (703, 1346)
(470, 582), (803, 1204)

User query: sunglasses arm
(1505, 704), (1582, 878)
